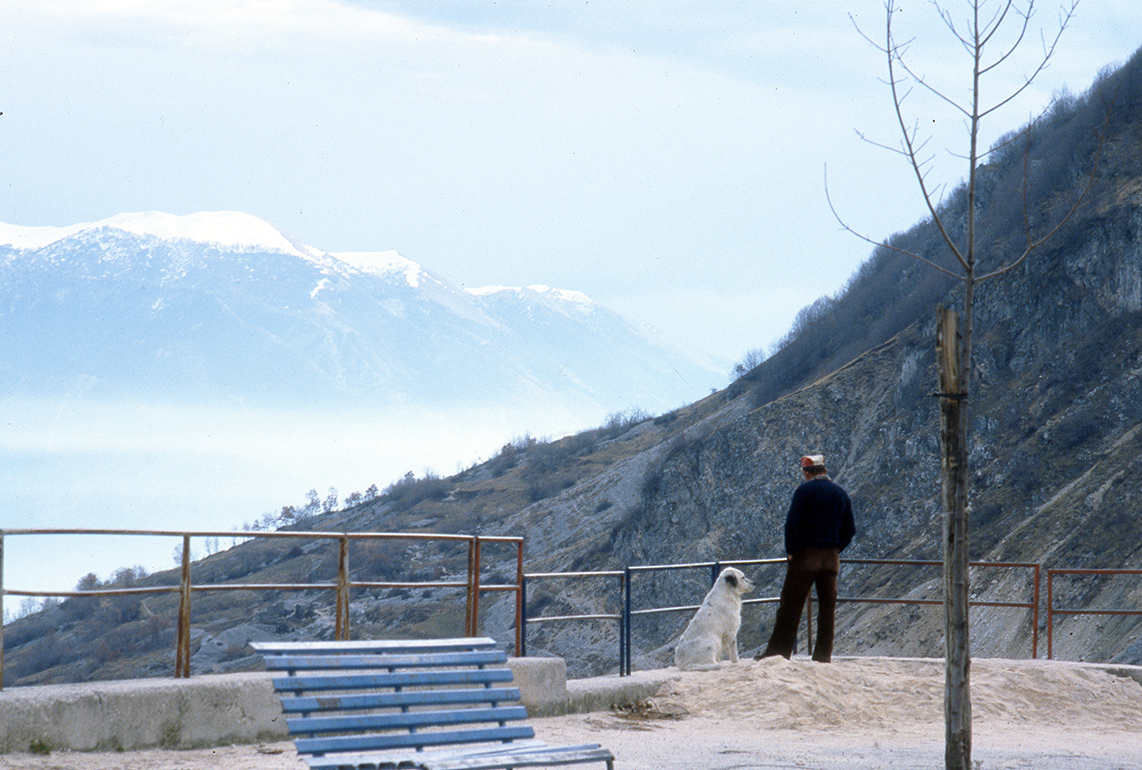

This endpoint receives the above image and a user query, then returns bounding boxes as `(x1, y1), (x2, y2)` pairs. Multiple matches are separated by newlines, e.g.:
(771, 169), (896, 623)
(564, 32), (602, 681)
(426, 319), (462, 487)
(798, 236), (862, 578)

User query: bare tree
(732, 346), (767, 378)
(828, 1), (1094, 768)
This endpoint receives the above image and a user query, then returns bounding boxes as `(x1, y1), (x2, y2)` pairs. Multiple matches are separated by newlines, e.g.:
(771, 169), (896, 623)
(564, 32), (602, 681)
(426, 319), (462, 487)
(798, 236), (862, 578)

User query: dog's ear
(724, 572), (739, 589)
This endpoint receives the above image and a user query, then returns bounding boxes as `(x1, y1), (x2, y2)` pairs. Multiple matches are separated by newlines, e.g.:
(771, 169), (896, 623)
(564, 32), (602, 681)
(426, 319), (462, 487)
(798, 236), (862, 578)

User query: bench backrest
(252, 638), (534, 757)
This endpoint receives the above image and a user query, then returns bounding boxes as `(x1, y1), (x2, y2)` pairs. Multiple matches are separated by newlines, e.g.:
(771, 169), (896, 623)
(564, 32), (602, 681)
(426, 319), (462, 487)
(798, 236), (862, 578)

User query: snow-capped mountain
(0, 211), (725, 414)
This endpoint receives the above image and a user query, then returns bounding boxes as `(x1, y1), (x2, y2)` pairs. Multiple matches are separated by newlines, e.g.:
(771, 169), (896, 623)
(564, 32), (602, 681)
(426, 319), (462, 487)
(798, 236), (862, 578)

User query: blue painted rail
(253, 638), (614, 770)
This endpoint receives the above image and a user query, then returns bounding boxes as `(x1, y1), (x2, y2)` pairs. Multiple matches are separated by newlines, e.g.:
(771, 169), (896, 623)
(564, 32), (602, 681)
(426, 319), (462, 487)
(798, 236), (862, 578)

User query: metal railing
(524, 557), (1044, 674)
(5, 529), (1137, 686)
(0, 528), (523, 689)
(1046, 568), (1142, 659)
(837, 558), (1041, 658)
(523, 558), (797, 676)
(622, 558), (789, 675)
(521, 569), (626, 661)
(521, 559), (793, 675)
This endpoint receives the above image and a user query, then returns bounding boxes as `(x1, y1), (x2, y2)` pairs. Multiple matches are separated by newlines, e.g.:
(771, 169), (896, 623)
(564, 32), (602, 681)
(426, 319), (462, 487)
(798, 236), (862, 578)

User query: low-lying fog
(2, 396), (602, 606)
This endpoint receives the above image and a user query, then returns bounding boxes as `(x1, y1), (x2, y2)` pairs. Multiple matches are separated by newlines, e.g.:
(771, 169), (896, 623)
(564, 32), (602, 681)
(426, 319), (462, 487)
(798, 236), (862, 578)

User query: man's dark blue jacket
(784, 477), (856, 554)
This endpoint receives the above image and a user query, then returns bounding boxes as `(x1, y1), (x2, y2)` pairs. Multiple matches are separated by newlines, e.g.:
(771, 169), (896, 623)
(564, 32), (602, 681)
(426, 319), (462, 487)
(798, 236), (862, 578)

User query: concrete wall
(0, 657), (663, 754)
(0, 672), (284, 753)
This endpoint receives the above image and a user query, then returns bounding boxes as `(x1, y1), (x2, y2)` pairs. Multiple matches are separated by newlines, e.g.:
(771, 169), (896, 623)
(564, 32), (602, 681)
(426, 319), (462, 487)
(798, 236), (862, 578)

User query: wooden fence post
(335, 536), (350, 641)
(176, 535), (192, 678)
(469, 537), (482, 637)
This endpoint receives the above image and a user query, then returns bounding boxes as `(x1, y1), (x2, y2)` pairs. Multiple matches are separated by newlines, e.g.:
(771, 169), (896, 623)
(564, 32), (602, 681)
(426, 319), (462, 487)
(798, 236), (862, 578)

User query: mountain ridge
(0, 211), (726, 413)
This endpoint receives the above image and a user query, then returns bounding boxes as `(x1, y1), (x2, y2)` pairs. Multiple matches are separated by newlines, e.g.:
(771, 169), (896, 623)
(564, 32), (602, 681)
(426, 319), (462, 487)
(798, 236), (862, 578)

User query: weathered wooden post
(513, 539), (524, 657)
(176, 534), (192, 678)
(335, 535), (350, 641)
(469, 536), (483, 638)
(465, 538), (476, 637)
(938, 307), (971, 769)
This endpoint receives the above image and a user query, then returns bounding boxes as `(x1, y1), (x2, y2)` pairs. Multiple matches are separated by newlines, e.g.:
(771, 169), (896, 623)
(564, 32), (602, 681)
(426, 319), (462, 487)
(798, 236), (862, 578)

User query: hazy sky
(4, 0), (1138, 363)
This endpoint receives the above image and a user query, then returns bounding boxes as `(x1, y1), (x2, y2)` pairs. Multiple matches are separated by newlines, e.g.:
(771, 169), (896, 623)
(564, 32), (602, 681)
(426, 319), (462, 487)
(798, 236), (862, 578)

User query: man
(758, 454), (856, 663)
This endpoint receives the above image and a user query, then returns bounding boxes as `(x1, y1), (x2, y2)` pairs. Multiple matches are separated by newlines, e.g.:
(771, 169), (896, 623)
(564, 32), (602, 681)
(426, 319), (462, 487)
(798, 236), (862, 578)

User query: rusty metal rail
(525, 558), (798, 675)
(524, 557), (1043, 674)
(837, 558), (1041, 658)
(521, 570), (626, 664)
(0, 528), (523, 689)
(5, 529), (1138, 686)
(1046, 568), (1142, 660)
(622, 558), (790, 675)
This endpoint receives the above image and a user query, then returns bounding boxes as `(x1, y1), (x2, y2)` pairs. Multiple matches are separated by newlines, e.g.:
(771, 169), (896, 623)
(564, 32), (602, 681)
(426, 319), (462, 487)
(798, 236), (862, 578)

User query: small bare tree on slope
(827, 1), (1103, 768)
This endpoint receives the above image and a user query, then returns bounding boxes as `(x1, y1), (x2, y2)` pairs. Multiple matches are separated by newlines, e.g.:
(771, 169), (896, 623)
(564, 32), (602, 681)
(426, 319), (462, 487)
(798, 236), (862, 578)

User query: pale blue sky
(2, 0), (1139, 362)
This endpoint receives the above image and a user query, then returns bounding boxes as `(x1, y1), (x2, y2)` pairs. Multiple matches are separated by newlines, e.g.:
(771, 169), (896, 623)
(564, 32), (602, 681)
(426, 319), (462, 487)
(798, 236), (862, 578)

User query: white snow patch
(467, 284), (593, 306)
(0, 222), (87, 250)
(527, 284), (593, 305)
(310, 278), (333, 298)
(466, 284), (516, 297)
(331, 250), (423, 287)
(0, 211), (304, 255)
(105, 211), (302, 253)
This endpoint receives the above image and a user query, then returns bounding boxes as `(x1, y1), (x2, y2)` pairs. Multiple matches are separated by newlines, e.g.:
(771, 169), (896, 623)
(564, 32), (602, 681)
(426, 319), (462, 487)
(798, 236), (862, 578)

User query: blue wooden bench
(252, 638), (614, 770)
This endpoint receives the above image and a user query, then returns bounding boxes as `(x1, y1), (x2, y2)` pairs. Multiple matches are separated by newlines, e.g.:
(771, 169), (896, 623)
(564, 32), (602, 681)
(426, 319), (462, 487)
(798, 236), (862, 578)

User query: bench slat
(263, 650), (507, 672)
(300, 739), (552, 770)
(295, 724), (536, 756)
(273, 669), (516, 693)
(278, 687), (521, 714)
(425, 745), (617, 770)
(287, 705), (529, 735)
(301, 742), (612, 770)
(252, 638), (497, 656)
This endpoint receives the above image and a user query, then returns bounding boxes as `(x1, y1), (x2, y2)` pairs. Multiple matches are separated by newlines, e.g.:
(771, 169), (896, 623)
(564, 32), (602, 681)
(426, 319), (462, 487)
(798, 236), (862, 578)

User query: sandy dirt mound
(534, 657), (1142, 769)
(641, 656), (1142, 732)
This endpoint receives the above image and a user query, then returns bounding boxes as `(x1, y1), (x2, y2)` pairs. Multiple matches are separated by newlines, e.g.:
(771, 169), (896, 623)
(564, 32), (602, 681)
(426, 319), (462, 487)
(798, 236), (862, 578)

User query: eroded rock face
(516, 181), (1142, 675)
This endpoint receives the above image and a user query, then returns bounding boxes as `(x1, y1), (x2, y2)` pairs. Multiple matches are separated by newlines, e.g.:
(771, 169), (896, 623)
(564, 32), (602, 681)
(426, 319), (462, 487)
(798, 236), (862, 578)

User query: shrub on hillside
(383, 471), (451, 512)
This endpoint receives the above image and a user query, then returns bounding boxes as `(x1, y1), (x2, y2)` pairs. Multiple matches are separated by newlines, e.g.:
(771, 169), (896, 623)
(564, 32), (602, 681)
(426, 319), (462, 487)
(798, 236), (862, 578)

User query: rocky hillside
(4, 46), (1141, 684)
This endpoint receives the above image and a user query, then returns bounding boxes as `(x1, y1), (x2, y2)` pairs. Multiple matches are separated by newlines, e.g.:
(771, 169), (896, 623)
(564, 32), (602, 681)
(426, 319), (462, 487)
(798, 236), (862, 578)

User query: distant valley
(0, 212), (727, 594)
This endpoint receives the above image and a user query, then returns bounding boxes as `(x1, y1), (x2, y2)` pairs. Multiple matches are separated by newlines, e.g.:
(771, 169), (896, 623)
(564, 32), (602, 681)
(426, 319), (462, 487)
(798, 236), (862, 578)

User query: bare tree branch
(976, 0), (1028, 67)
(932, 2), (973, 51)
(823, 165), (963, 280)
(894, 56), (972, 118)
(835, 5), (1100, 763)
(839, 7), (1098, 762)
(979, 1), (1078, 117)
(885, 0), (970, 271)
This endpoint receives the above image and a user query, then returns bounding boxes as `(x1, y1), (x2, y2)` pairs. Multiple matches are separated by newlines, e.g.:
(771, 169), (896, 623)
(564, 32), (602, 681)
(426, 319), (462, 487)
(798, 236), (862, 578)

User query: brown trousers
(761, 547), (840, 663)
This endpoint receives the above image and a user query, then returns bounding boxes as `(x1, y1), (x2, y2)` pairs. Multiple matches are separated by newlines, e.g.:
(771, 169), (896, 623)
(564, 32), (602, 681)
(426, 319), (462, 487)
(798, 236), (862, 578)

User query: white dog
(673, 567), (756, 671)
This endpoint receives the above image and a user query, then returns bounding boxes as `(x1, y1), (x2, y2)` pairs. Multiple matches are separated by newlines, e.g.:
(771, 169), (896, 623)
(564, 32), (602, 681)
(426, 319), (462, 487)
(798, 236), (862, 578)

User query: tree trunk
(938, 307), (971, 770)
